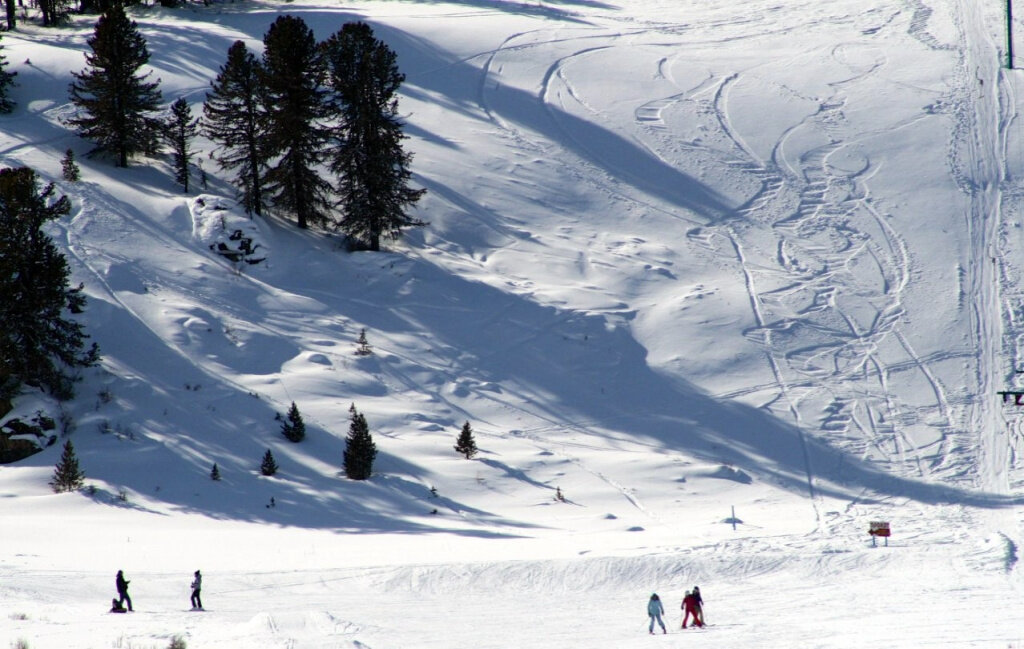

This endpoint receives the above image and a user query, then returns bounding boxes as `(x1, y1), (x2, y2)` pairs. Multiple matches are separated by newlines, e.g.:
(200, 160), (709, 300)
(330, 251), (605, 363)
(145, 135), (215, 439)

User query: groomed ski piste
(3, 0), (1024, 646)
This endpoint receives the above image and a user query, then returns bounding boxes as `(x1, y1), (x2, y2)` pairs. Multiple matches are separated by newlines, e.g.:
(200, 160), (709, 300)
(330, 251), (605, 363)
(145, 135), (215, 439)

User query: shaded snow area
(3, 0), (1024, 647)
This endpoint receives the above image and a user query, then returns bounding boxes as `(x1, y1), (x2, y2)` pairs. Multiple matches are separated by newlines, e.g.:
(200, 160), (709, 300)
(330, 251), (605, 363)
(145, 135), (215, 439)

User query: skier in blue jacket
(647, 593), (667, 634)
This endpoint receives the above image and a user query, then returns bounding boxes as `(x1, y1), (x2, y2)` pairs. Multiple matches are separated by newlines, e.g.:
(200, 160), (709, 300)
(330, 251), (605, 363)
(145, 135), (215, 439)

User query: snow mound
(189, 195), (268, 266)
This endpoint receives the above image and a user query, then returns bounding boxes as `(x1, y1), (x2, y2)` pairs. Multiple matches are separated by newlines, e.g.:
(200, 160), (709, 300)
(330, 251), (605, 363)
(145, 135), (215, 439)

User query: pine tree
(68, 5), (162, 167)
(322, 22), (425, 251)
(61, 149), (81, 182)
(39, 0), (73, 26)
(259, 15), (332, 229)
(210, 462), (221, 481)
(260, 448), (278, 476)
(165, 98), (198, 193)
(343, 403), (376, 480)
(454, 420), (478, 459)
(280, 401), (305, 443)
(0, 167), (99, 400)
(203, 40), (266, 216)
(354, 328), (372, 356)
(50, 439), (85, 493)
(0, 30), (17, 114)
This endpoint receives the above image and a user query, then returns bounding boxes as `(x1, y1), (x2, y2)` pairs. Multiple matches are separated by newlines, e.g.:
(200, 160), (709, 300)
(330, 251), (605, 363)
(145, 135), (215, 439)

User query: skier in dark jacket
(647, 593), (667, 634)
(115, 570), (133, 612)
(681, 589), (703, 628)
(190, 570), (203, 610)
(693, 585), (704, 625)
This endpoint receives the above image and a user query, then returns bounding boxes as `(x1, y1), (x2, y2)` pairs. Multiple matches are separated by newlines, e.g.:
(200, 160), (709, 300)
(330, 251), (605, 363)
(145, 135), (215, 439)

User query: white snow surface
(2, 0), (1024, 646)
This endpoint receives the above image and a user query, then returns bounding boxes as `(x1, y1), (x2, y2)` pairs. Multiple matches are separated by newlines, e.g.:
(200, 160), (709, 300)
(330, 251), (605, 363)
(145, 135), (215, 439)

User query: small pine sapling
(210, 462), (221, 481)
(354, 328), (373, 356)
(280, 401), (306, 442)
(260, 448), (278, 476)
(454, 420), (478, 459)
(50, 439), (85, 493)
(62, 149), (81, 182)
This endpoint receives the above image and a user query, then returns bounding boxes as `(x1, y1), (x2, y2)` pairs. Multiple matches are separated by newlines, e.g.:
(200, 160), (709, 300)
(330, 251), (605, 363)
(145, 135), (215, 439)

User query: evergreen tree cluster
(0, 167), (99, 401)
(39, 0), (74, 26)
(62, 8), (425, 246)
(203, 17), (425, 248)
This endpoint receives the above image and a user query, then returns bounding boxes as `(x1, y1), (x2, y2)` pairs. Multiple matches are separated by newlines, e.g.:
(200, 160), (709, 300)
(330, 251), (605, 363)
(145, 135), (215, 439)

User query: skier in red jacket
(681, 590), (703, 628)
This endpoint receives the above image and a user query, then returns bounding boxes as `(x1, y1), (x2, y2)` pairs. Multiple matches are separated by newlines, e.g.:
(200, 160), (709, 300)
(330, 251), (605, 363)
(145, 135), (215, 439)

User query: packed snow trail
(952, 0), (1024, 586)
(954, 0), (1007, 494)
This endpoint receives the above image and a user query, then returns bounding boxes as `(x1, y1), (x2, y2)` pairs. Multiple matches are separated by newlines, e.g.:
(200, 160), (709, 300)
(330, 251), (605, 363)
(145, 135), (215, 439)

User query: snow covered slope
(2, 0), (1024, 647)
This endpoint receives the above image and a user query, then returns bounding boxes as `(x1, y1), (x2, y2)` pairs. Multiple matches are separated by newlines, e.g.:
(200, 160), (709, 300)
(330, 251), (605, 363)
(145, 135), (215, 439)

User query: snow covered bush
(189, 195), (267, 266)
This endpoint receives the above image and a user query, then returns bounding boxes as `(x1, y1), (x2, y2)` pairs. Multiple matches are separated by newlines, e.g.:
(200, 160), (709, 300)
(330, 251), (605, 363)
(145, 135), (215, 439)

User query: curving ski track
(463, 1), (1024, 545)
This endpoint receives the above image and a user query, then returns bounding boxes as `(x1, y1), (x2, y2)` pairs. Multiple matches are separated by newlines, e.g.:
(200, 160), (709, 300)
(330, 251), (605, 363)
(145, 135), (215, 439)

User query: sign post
(869, 521), (890, 547)
(1010, 0), (1016, 69)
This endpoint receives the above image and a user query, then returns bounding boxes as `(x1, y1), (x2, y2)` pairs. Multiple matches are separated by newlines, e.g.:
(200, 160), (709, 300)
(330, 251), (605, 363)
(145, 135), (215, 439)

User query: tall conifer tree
(343, 403), (377, 480)
(0, 31), (16, 114)
(322, 22), (424, 251)
(0, 167), (98, 400)
(166, 98), (198, 193)
(62, 149), (81, 181)
(259, 15), (331, 229)
(68, 5), (162, 167)
(203, 40), (266, 216)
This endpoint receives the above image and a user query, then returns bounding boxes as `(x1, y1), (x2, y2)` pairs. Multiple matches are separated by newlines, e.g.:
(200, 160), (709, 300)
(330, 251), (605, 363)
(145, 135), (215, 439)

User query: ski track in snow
(478, 7), (970, 507)
(953, 0), (1024, 577)
(463, 1), (1024, 556)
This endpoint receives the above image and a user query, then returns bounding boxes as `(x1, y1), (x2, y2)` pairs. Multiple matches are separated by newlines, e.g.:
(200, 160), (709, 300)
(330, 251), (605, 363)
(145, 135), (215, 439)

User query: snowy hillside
(3, 0), (1024, 647)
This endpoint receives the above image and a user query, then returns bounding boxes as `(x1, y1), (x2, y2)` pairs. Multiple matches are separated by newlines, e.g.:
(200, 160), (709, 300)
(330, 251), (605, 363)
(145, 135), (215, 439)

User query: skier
(647, 593), (667, 634)
(692, 585), (704, 625)
(190, 570), (203, 610)
(681, 590), (702, 628)
(115, 570), (133, 612)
